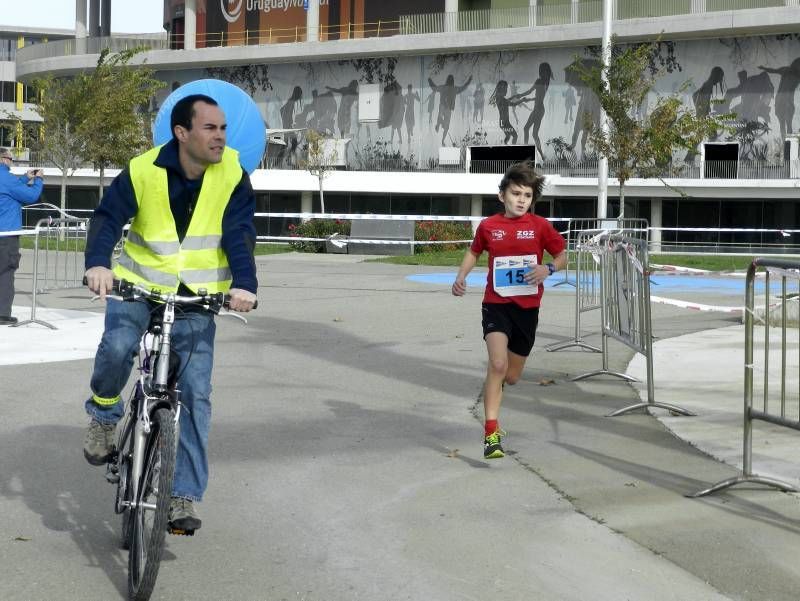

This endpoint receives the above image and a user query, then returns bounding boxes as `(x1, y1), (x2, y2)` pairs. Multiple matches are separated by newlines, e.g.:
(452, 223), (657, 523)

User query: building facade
(0, 26), (72, 158)
(12, 0), (800, 251)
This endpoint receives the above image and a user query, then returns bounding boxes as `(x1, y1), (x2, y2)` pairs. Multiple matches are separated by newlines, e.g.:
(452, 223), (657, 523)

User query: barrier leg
(571, 333), (634, 381)
(10, 223), (57, 329)
(688, 474), (798, 498)
(607, 400), (696, 417)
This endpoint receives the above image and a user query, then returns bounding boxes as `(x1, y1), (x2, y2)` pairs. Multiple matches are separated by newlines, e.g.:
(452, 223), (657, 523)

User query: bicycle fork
(127, 298), (181, 513)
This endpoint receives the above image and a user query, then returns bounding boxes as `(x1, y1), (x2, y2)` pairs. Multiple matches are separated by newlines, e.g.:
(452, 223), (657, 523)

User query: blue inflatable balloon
(153, 79), (266, 174)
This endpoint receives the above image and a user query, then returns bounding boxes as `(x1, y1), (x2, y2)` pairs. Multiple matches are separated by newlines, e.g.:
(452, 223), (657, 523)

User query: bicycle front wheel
(128, 407), (176, 601)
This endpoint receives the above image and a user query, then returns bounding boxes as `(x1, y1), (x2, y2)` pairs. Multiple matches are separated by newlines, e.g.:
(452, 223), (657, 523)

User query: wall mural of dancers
(158, 34), (799, 168)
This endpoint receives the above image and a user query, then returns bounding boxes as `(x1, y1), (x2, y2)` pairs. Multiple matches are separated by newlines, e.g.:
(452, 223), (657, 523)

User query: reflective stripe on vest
(113, 144), (242, 294)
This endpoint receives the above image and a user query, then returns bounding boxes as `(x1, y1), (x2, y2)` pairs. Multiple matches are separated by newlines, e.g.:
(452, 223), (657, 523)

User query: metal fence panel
(13, 217), (88, 330)
(691, 257), (800, 496)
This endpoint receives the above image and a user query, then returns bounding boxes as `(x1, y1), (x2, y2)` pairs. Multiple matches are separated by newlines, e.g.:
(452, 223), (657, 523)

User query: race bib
(493, 255), (538, 297)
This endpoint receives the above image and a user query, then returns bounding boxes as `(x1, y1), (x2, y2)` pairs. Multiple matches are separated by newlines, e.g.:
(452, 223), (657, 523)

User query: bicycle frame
(109, 294), (182, 516)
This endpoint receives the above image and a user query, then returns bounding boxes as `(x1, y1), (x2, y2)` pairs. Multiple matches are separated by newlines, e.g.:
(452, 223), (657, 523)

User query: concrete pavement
(1, 251), (799, 600)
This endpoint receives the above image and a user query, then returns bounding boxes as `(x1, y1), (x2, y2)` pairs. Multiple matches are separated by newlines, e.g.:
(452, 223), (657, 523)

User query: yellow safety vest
(113, 144), (242, 294)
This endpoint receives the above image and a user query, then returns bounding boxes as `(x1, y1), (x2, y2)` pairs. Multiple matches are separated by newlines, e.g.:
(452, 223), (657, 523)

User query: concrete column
(444, 0), (458, 33)
(571, 0), (579, 24)
(301, 190), (313, 219)
(185, 0), (197, 50)
(650, 197), (662, 253)
(306, 0), (319, 42)
(75, 0), (87, 37)
(690, 0), (706, 12)
(529, 0), (537, 27)
(75, 0), (88, 54)
(89, 0), (100, 36)
(100, 0), (111, 36)
(470, 194), (483, 234)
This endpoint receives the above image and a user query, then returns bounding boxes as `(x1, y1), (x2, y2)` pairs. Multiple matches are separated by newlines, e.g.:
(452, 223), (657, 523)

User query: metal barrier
(691, 257), (800, 497)
(572, 232), (695, 417)
(12, 217), (88, 330)
(549, 217), (574, 289)
(547, 218), (648, 353)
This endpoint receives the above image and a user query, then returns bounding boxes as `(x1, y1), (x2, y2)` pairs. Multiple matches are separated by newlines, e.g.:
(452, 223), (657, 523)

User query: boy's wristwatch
(546, 262), (556, 276)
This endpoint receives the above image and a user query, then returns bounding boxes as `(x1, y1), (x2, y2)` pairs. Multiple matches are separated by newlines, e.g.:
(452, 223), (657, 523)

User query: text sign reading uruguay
(220, 0), (329, 22)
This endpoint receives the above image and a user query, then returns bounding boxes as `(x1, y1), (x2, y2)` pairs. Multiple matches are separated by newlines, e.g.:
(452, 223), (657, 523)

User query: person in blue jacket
(0, 147), (44, 325)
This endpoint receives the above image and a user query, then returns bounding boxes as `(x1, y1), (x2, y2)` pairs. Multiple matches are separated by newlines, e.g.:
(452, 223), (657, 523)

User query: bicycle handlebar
(83, 277), (258, 312)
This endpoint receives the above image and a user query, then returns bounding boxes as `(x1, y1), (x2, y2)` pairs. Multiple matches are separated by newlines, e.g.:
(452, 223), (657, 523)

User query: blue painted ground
(407, 272), (768, 295)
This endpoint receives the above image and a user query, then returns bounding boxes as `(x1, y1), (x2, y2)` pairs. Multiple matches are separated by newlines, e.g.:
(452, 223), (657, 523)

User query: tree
(78, 48), (165, 198)
(569, 38), (734, 219)
(28, 74), (91, 212)
(31, 48), (164, 209)
(302, 129), (338, 214)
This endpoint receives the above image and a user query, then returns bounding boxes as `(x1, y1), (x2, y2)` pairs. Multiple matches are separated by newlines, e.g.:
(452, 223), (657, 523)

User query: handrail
(23, 150), (800, 181)
(15, 0), (796, 60)
(15, 34), (168, 62)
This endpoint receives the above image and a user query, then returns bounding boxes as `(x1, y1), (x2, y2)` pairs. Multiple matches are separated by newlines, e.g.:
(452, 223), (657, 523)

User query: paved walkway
(2, 251), (799, 600)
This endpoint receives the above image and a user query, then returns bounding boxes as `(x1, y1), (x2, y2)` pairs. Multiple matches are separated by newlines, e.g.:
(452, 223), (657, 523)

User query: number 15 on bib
(493, 255), (538, 297)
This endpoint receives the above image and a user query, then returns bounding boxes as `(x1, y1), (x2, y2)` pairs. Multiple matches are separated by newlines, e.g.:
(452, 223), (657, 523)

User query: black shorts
(481, 302), (540, 357)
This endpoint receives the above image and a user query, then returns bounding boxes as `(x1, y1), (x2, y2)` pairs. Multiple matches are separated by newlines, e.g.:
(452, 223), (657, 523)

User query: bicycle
(95, 279), (248, 601)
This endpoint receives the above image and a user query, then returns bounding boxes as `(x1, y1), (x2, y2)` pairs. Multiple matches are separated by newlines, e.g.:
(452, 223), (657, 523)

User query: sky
(0, 0), (165, 33)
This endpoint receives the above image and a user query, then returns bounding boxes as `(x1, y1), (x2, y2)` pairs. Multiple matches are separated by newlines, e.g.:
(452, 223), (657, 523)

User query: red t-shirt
(470, 212), (566, 308)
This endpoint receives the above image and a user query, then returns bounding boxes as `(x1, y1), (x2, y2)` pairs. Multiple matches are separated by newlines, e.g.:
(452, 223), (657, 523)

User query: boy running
(452, 162), (566, 458)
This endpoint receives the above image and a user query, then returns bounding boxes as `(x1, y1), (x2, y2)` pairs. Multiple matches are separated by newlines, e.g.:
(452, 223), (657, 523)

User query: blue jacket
(0, 164), (44, 232)
(85, 139), (258, 293)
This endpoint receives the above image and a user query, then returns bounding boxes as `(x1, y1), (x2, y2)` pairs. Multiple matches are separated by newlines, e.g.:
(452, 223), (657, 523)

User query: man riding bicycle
(83, 93), (258, 534)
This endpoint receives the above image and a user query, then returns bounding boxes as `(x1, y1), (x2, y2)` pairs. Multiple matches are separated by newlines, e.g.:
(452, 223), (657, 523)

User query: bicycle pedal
(168, 527), (195, 536)
(104, 461), (120, 483)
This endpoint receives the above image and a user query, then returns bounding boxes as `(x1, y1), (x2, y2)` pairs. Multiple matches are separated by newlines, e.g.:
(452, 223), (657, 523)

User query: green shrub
(414, 220), (473, 253)
(288, 219), (352, 253)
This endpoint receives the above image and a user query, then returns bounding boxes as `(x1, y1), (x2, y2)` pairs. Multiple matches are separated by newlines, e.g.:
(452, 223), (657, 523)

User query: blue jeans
(85, 298), (216, 501)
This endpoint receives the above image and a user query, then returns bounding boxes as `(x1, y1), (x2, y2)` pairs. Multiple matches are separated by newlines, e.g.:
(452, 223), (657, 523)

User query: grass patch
(648, 253), (754, 271)
(368, 251), (757, 271)
(16, 235), (758, 271)
(20, 237), (294, 256)
(20, 236), (87, 252)
(255, 243), (294, 255)
(370, 250), (486, 267)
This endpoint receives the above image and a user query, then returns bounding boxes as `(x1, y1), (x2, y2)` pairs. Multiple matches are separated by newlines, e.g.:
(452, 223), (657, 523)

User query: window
(0, 81), (15, 103)
(23, 84), (38, 103)
(0, 38), (14, 61)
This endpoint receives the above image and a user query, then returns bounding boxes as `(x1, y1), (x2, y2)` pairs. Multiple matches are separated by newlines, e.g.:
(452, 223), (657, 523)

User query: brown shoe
(168, 497), (202, 534)
(83, 419), (116, 465)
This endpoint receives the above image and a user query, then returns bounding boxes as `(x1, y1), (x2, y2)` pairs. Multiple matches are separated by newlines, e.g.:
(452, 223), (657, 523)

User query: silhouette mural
(428, 74), (473, 145)
(172, 34), (800, 169)
(522, 62), (553, 150)
(473, 83), (485, 124)
(693, 66), (727, 119)
(759, 58), (800, 141)
(326, 80), (359, 137)
(565, 58), (601, 158)
(404, 84), (420, 146)
(489, 80), (532, 144)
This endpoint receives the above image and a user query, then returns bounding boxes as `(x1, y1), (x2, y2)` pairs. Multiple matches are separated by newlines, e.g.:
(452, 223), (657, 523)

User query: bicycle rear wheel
(127, 407), (176, 601)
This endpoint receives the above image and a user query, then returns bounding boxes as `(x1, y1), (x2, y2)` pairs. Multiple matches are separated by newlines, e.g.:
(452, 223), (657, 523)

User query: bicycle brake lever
(92, 294), (124, 302)
(218, 310), (248, 324)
